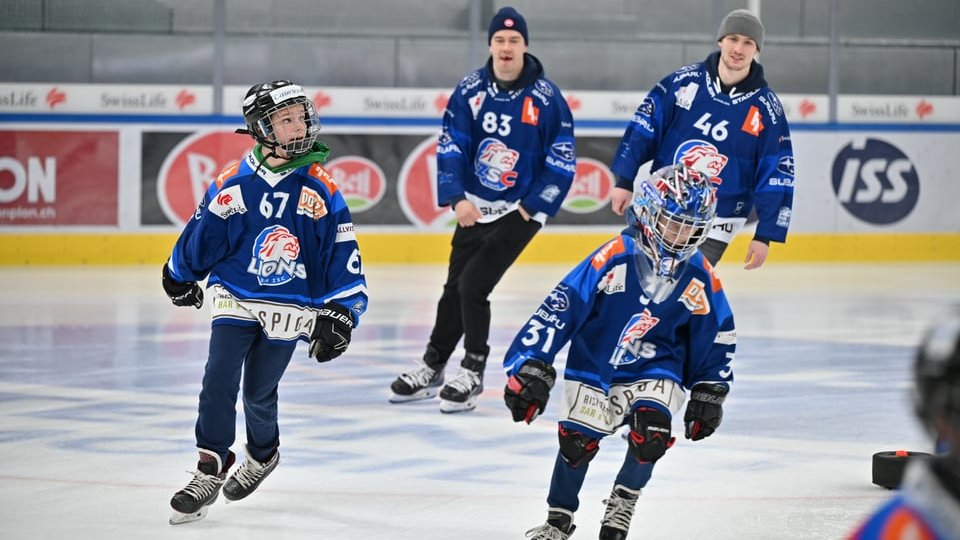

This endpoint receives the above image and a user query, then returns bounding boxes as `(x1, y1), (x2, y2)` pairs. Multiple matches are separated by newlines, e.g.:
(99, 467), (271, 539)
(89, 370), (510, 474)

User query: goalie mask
(241, 80), (320, 159)
(913, 310), (960, 440)
(626, 163), (718, 303)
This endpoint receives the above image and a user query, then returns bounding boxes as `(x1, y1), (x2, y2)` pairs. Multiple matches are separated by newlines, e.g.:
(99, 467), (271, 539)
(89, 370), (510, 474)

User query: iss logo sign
(831, 138), (919, 225)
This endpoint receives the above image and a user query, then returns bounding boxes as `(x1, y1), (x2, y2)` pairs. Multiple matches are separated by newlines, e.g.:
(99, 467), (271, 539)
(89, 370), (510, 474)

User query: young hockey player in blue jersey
(389, 6), (576, 413)
(609, 9), (794, 270)
(162, 80), (367, 525)
(502, 164), (736, 539)
(848, 312), (960, 540)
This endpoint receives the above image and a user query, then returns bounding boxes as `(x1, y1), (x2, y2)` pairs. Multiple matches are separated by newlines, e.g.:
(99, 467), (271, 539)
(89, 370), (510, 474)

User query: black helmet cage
(242, 81), (320, 158)
(913, 313), (960, 435)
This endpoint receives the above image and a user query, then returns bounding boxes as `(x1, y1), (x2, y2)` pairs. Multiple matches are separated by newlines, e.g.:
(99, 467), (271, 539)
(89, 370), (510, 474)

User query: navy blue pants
(195, 323), (296, 464)
(546, 423), (660, 512)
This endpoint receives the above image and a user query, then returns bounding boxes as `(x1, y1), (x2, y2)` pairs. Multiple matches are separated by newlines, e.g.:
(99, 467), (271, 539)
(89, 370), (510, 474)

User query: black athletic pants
(428, 210), (541, 364)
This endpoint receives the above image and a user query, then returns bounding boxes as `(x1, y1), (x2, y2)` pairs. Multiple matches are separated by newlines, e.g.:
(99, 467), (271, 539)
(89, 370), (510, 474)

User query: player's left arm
(519, 83), (576, 218)
(313, 181), (368, 323)
(682, 261), (736, 439)
(751, 92), (795, 251)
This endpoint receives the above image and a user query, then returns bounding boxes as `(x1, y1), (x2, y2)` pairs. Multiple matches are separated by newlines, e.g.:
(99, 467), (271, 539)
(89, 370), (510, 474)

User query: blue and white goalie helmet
(241, 80), (320, 158)
(626, 163), (718, 302)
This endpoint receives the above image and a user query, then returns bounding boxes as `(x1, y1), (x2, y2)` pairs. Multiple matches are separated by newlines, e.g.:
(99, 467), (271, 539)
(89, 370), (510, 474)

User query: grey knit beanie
(716, 9), (764, 51)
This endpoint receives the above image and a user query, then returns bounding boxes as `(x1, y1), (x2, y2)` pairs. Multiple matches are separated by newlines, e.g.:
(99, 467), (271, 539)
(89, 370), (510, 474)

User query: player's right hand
(504, 359), (556, 424)
(161, 262), (203, 309)
(454, 199), (482, 227)
(610, 187), (633, 216)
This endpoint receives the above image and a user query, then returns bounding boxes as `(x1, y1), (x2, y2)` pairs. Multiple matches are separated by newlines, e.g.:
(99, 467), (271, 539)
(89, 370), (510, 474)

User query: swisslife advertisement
(0, 83), (959, 263)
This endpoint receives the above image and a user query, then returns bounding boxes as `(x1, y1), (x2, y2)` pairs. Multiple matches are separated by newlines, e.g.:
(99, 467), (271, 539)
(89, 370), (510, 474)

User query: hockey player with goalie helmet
(163, 80), (367, 525)
(503, 164), (736, 539)
(848, 311), (960, 539)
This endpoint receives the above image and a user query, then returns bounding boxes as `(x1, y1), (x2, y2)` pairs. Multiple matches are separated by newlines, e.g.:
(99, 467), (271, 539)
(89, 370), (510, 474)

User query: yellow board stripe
(1, 232), (958, 265)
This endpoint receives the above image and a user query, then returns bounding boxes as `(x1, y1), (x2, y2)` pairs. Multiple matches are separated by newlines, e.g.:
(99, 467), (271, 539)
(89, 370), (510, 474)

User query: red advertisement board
(0, 130), (119, 225)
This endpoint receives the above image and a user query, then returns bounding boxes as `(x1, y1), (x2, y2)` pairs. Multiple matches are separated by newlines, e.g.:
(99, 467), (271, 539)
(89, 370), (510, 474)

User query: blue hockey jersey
(503, 233), (736, 436)
(437, 54), (576, 223)
(167, 144), (368, 342)
(611, 51), (795, 243)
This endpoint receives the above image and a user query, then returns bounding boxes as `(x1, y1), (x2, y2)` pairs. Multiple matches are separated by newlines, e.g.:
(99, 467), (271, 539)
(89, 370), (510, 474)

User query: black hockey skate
(223, 447), (279, 502)
(389, 345), (445, 403)
(525, 508), (576, 539)
(598, 485), (641, 539)
(439, 352), (486, 413)
(169, 449), (235, 525)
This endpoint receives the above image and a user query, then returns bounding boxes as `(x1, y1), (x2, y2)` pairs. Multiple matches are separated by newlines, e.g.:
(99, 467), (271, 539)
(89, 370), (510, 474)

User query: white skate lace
(180, 470), (223, 501)
(399, 364), (439, 389)
(444, 367), (481, 395)
(231, 458), (269, 489)
(524, 523), (570, 540)
(601, 490), (638, 531)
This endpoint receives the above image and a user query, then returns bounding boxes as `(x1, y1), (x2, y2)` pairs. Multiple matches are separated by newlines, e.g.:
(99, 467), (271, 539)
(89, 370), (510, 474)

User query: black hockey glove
(309, 303), (354, 363)
(683, 383), (728, 441)
(161, 262), (203, 309)
(504, 359), (556, 424)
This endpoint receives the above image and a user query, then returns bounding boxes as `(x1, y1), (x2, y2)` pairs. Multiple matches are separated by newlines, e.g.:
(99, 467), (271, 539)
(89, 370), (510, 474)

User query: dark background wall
(2, 0), (958, 95)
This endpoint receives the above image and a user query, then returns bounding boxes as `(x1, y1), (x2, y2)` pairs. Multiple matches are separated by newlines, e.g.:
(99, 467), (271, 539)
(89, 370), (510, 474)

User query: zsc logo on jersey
(248, 225), (307, 286)
(324, 156), (386, 213)
(674, 139), (729, 177)
(563, 158), (614, 214)
(831, 138), (919, 225)
(475, 138), (519, 191)
(609, 309), (660, 367)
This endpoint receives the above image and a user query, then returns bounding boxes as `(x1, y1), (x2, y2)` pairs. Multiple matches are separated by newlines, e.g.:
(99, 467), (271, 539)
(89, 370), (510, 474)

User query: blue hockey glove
(309, 303), (354, 362)
(161, 262), (203, 309)
(683, 383), (728, 441)
(504, 359), (556, 423)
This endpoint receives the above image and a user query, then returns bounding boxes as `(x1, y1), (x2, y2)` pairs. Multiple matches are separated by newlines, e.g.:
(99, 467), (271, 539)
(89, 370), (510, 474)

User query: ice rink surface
(2, 260), (959, 539)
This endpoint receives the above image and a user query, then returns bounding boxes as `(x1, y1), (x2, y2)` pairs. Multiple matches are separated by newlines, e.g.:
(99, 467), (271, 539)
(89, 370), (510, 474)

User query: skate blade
(388, 387), (440, 403)
(439, 397), (477, 413)
(169, 506), (209, 525)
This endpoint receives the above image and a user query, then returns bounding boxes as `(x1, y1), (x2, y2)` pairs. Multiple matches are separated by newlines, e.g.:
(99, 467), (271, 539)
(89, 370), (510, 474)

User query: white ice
(1, 262), (958, 539)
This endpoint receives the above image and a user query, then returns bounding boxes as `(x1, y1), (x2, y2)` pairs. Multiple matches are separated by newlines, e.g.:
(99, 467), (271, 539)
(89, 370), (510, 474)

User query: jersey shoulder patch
(214, 161), (241, 190)
(308, 163), (339, 195)
(591, 236), (627, 270)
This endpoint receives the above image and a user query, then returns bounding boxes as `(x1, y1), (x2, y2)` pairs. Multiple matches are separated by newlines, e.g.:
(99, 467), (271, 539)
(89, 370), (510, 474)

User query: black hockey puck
(871, 450), (931, 489)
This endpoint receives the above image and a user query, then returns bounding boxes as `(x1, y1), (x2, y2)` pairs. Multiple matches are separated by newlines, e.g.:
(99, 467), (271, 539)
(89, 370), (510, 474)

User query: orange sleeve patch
(214, 162), (240, 190)
(700, 256), (723, 293)
(309, 163), (339, 195)
(591, 237), (626, 270)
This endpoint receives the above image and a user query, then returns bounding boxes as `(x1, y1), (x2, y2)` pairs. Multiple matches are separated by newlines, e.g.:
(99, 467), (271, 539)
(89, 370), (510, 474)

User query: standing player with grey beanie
(610, 8), (793, 271)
